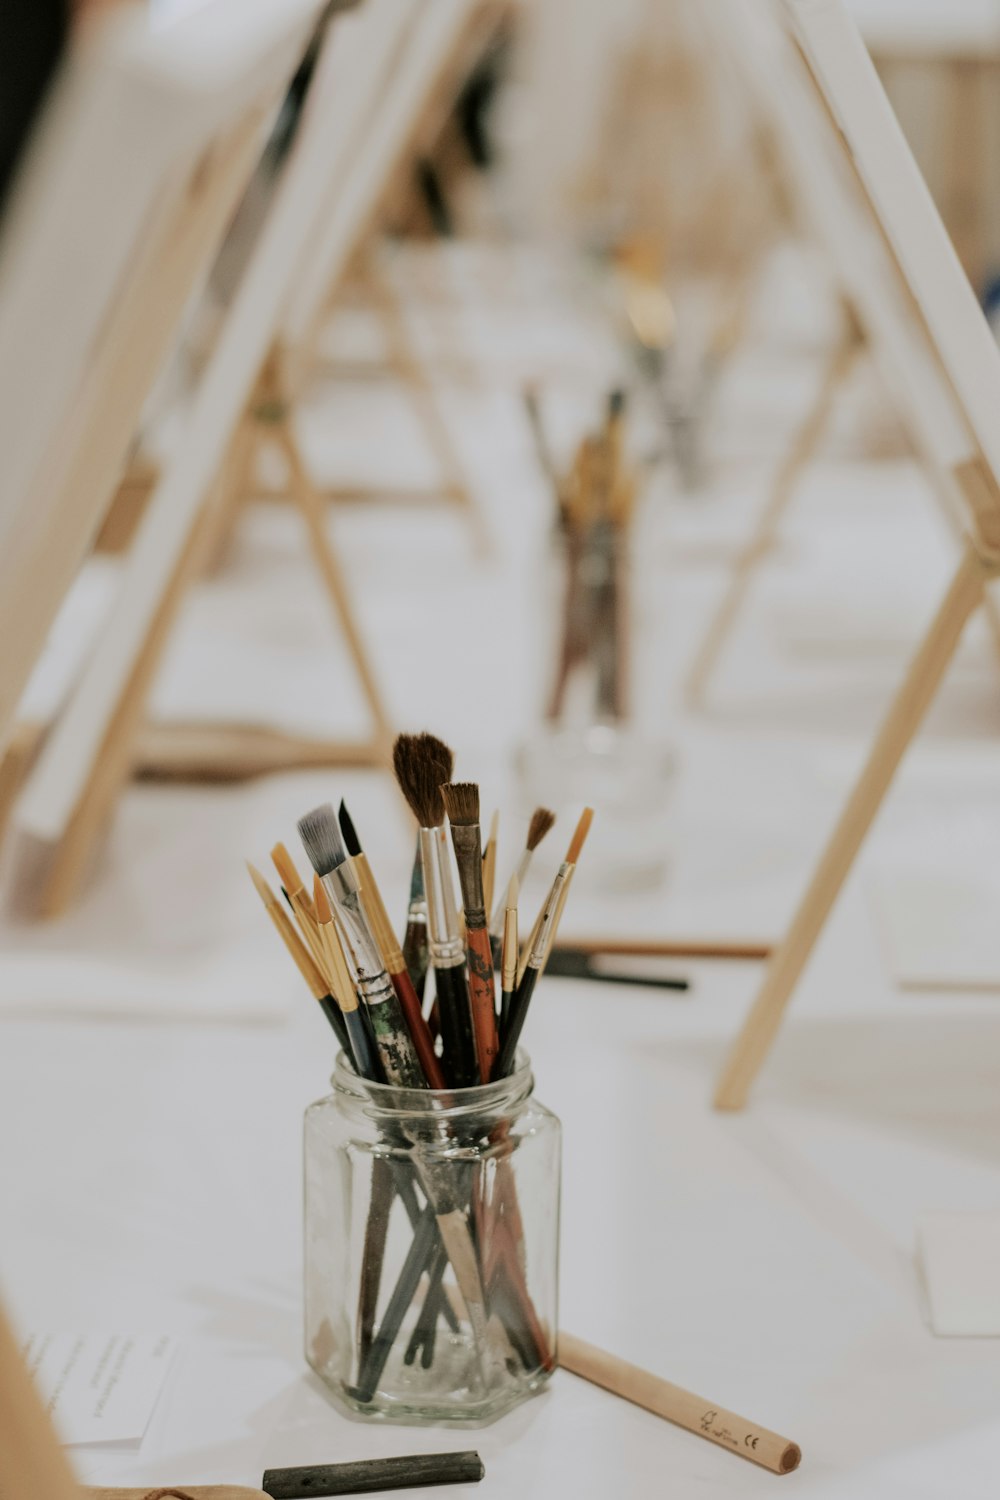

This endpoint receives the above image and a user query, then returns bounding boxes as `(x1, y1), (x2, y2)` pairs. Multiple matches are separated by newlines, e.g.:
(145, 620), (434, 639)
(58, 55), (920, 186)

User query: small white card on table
(22, 1332), (178, 1445)
(918, 1213), (1000, 1336)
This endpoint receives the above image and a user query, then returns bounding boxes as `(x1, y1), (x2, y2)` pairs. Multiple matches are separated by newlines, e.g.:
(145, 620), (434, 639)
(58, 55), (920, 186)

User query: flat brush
(489, 807), (555, 955)
(299, 806), (426, 1091)
(499, 875), (518, 1032)
(441, 782), (499, 1083)
(246, 862), (348, 1050)
(392, 735), (477, 1089)
(401, 836), (430, 1001)
(271, 841), (321, 960)
(339, 800), (444, 1089)
(497, 808), (593, 1079)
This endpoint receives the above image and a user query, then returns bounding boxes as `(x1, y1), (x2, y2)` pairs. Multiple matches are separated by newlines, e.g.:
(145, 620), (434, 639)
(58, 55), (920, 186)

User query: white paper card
(918, 1213), (1000, 1336)
(873, 871), (1000, 990)
(22, 1333), (178, 1445)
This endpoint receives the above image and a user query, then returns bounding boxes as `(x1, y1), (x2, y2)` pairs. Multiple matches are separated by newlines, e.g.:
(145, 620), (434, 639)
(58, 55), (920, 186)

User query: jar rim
(331, 1049), (534, 1118)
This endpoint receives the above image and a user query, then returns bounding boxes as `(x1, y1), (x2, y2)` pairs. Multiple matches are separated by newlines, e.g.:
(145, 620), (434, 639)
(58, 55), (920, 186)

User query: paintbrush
(302, 804), (493, 1384)
(401, 836), (430, 1002)
(489, 807), (555, 956)
(298, 806), (427, 1091)
(271, 842), (315, 922)
(497, 808), (593, 1079)
(498, 875), (518, 1033)
(338, 800), (444, 1089)
(544, 947), (689, 990)
(246, 862), (348, 1050)
(310, 878), (458, 1360)
(392, 735), (478, 1089)
(441, 782), (499, 1083)
(480, 809), (498, 921)
(310, 879), (382, 1084)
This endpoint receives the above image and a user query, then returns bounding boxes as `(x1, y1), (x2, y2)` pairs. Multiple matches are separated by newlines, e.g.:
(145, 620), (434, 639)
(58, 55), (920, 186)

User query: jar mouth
(331, 1049), (534, 1119)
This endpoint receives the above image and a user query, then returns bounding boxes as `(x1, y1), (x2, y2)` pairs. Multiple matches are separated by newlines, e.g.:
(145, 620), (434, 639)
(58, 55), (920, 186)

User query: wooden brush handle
(558, 1333), (801, 1475)
(465, 924), (498, 1081)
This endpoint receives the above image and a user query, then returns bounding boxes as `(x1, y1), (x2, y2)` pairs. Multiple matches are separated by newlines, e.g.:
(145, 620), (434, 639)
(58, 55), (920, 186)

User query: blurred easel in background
(708, 0), (1000, 1108)
(4, 0), (508, 919)
(0, 0), (328, 894)
(684, 0), (1000, 708)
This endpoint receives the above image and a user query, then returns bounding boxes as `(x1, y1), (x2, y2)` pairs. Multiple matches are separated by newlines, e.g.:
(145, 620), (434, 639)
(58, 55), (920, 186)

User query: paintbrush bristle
(338, 799), (362, 858)
(392, 733), (454, 829)
(271, 841), (306, 897)
(440, 781), (479, 827)
(246, 861), (276, 906)
(297, 803), (346, 877)
(312, 874), (333, 923)
(565, 806), (594, 864)
(506, 873), (519, 909)
(526, 807), (556, 851)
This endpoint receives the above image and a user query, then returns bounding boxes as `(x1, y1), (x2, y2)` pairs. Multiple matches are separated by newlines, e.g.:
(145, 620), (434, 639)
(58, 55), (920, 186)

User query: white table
(2, 240), (1000, 1497)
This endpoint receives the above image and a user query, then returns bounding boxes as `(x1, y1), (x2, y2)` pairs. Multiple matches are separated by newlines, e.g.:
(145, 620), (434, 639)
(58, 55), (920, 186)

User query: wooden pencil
(559, 1333), (801, 1476)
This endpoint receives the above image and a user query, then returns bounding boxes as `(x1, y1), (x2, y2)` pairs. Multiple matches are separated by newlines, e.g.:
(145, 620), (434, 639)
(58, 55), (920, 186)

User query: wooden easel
(7, 0), (503, 918)
(709, 0), (1000, 1107)
(685, 3), (1000, 707)
(0, 1), (326, 754)
(6, 2), (412, 918)
(276, 0), (508, 557)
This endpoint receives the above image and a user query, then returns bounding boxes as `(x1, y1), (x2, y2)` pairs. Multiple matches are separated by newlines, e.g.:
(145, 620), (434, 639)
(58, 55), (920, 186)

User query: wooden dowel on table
(559, 1332), (801, 1476)
(561, 937), (772, 961)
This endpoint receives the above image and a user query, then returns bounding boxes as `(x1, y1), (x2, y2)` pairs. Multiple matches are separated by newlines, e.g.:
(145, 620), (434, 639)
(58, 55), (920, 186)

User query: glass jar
(304, 1051), (561, 1425)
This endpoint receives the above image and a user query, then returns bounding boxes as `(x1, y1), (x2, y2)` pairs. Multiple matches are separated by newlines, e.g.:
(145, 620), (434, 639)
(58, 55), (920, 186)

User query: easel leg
(37, 452), (249, 918)
(713, 545), (988, 1110)
(684, 321), (861, 707)
(273, 418), (393, 752)
(361, 248), (492, 558)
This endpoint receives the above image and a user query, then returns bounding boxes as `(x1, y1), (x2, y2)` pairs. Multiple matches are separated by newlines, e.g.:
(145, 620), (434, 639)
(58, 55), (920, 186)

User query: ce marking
(745, 1435), (759, 1451)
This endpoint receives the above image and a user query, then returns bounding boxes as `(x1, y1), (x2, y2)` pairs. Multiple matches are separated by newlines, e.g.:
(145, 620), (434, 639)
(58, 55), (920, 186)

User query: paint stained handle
(465, 924), (499, 1081)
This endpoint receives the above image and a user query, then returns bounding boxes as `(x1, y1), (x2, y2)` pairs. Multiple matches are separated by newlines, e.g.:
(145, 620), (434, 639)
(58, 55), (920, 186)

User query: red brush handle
(466, 924), (499, 1082)
(390, 965), (445, 1089)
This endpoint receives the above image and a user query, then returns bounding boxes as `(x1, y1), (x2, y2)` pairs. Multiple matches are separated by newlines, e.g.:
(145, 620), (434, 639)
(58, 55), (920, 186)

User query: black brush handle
(493, 965), (538, 1079)
(352, 1204), (439, 1402)
(545, 948), (690, 990)
(433, 962), (478, 1088)
(262, 1451), (484, 1497)
(318, 995), (349, 1051)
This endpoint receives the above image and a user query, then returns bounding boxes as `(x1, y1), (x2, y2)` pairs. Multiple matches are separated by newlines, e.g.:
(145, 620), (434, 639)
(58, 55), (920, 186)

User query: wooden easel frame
(277, 0), (507, 558)
(709, 0), (1000, 1107)
(7, 0), (500, 918)
(685, 3), (1000, 706)
(0, 0), (326, 755)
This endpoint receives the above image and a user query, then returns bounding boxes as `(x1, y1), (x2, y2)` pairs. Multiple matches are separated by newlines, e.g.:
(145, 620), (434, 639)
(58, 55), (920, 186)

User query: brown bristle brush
(392, 735), (478, 1089)
(489, 807), (556, 960)
(441, 782), (498, 1083)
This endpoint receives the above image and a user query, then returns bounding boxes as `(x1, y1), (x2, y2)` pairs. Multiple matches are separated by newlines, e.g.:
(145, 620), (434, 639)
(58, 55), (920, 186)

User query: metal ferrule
(321, 873), (386, 989)
(528, 864), (569, 969)
(419, 827), (464, 968)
